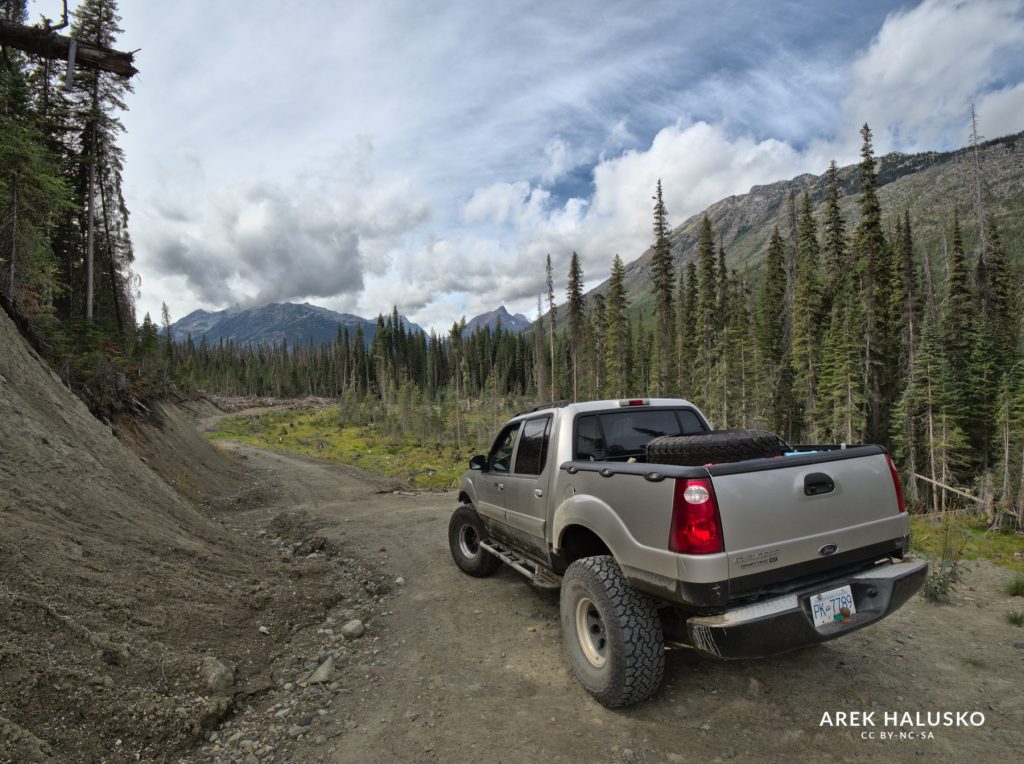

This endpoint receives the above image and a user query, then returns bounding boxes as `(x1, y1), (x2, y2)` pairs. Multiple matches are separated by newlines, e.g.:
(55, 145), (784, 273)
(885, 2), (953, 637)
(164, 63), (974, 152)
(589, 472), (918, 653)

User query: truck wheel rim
(459, 524), (480, 558)
(575, 597), (607, 668)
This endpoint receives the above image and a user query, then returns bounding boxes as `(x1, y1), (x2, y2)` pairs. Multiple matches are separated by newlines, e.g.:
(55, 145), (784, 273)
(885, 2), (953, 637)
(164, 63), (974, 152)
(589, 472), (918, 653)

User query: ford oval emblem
(818, 543), (838, 556)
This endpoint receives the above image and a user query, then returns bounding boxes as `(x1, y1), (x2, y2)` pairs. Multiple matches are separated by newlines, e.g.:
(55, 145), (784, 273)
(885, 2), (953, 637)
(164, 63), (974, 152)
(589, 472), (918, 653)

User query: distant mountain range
(167, 302), (423, 348)
(462, 305), (532, 335)
(166, 301), (530, 348)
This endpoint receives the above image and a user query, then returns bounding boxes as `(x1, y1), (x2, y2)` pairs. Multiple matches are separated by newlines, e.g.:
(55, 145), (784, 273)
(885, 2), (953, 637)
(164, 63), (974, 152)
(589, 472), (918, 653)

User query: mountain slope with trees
(590, 130), (1023, 314)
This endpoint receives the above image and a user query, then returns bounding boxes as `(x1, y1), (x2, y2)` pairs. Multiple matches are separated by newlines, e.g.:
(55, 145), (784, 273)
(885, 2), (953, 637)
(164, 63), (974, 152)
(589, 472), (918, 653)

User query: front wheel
(448, 506), (501, 577)
(560, 555), (664, 707)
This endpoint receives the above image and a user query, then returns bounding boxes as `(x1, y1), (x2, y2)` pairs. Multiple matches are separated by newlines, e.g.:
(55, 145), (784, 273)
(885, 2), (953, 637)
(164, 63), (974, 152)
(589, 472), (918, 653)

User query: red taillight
(669, 478), (724, 554)
(885, 454), (906, 513)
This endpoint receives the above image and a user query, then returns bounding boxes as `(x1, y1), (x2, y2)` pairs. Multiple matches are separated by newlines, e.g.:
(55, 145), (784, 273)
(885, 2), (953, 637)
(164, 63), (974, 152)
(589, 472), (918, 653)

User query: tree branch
(0, 17), (137, 77)
(40, 1), (70, 33)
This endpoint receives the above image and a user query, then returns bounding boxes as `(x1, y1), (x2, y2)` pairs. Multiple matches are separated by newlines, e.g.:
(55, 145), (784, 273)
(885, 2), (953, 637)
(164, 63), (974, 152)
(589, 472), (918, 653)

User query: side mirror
(469, 454), (487, 471)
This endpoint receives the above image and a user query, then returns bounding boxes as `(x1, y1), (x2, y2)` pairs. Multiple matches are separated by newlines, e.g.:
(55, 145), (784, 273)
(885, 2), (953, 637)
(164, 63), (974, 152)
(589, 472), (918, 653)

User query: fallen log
(0, 18), (138, 77)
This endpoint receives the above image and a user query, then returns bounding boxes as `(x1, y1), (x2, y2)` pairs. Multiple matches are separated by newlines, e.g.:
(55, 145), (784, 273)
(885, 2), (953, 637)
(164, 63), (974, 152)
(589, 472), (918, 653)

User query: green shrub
(1005, 574), (1024, 597)
(1005, 611), (1024, 627)
(923, 567), (957, 603)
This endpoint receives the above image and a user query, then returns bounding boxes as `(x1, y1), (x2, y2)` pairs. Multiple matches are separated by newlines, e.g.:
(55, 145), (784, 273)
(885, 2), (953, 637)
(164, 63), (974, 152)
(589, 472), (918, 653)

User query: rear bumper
(685, 559), (928, 659)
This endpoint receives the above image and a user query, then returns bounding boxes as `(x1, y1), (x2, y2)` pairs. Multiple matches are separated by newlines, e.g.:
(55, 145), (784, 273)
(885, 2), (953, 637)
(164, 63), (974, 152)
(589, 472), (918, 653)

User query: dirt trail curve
(214, 442), (1022, 763)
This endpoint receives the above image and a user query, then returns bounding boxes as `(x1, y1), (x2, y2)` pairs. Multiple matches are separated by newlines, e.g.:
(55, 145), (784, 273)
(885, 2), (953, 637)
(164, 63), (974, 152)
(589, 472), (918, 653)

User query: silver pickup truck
(448, 398), (926, 707)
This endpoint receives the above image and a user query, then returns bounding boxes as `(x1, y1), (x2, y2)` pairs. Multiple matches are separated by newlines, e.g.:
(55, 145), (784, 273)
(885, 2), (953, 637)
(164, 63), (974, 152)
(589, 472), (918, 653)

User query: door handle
(496, 482), (504, 491)
(534, 489), (544, 498)
(804, 472), (835, 496)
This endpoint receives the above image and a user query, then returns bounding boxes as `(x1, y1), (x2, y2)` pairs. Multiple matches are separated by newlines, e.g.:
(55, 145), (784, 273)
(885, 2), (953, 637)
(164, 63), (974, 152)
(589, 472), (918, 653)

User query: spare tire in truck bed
(645, 429), (789, 466)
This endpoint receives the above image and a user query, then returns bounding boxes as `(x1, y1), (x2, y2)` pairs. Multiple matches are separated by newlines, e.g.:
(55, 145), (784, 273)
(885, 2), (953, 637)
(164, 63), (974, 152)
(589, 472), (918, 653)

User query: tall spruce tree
(853, 124), (896, 443)
(791, 193), (821, 441)
(604, 254), (630, 397)
(939, 211), (975, 413)
(70, 0), (135, 327)
(650, 180), (675, 394)
(695, 216), (717, 406)
(545, 254), (558, 399)
(757, 227), (792, 434)
(566, 251), (585, 401)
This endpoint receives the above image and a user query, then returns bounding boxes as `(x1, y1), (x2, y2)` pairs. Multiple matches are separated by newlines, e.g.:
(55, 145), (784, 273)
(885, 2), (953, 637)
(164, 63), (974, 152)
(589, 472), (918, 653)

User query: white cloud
(141, 152), (429, 310)
(976, 81), (1024, 139)
(542, 137), (571, 184)
(845, 0), (1024, 150)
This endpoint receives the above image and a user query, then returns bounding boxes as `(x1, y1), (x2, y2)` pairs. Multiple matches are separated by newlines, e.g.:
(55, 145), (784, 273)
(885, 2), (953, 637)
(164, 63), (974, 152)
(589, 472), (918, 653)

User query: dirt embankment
(0, 310), (394, 763)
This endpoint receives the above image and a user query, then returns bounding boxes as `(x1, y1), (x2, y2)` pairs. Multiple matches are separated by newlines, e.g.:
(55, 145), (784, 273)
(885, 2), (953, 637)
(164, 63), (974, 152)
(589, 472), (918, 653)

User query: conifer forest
(3, 1), (1023, 521)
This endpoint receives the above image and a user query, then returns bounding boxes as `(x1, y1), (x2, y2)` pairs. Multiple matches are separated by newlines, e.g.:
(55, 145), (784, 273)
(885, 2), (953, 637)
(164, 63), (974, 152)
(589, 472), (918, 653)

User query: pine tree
(0, 4), (74, 310)
(695, 215), (717, 406)
(895, 210), (921, 378)
(532, 294), (547, 400)
(566, 251), (585, 401)
(893, 314), (970, 511)
(939, 211), (975, 412)
(587, 292), (604, 398)
(853, 124), (896, 443)
(545, 254), (558, 399)
(604, 255), (630, 398)
(650, 180), (675, 393)
(977, 216), (1017, 370)
(69, 0), (135, 327)
(757, 227), (792, 434)
(791, 193), (821, 441)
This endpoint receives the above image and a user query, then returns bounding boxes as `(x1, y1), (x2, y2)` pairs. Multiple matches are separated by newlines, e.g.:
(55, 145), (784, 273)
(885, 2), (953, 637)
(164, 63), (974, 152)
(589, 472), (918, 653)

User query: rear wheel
(448, 506), (501, 577)
(560, 555), (664, 707)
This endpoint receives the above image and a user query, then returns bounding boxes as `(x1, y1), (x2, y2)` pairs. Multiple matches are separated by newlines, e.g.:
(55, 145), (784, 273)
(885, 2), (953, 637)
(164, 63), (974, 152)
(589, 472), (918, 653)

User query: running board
(479, 541), (562, 590)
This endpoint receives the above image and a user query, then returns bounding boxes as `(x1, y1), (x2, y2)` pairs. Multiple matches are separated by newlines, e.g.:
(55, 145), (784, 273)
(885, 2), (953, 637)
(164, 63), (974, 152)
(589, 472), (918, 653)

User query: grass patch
(1006, 611), (1024, 627)
(910, 515), (1024, 573)
(208, 404), (505, 489)
(1005, 573), (1024, 597)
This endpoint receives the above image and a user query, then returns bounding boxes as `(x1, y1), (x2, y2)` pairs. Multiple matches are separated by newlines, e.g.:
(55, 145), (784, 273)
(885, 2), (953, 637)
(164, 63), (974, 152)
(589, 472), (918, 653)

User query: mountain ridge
(463, 305), (532, 335)
(167, 302), (423, 347)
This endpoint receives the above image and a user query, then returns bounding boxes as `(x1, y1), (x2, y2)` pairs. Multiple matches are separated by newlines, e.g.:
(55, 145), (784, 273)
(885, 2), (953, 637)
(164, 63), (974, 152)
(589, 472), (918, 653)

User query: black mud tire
(448, 506), (501, 577)
(645, 428), (789, 466)
(560, 555), (664, 708)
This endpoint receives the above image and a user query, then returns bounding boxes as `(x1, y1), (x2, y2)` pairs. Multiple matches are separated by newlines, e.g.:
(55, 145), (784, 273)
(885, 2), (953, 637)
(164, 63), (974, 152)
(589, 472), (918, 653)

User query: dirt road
(207, 443), (1022, 763)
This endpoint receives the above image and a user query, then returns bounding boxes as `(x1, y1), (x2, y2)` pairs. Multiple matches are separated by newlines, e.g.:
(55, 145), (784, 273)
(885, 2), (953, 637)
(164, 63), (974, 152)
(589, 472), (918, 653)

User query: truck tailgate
(708, 447), (908, 583)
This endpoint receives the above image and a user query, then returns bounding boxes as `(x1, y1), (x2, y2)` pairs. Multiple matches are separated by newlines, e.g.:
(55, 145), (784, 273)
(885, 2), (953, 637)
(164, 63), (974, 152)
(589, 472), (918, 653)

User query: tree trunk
(85, 122), (96, 321)
(0, 18), (137, 77)
(98, 175), (124, 333)
(7, 179), (15, 299)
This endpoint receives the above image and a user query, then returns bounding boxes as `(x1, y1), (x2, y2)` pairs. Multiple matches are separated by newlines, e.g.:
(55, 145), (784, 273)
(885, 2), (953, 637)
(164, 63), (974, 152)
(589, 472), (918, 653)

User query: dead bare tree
(0, 0), (137, 78)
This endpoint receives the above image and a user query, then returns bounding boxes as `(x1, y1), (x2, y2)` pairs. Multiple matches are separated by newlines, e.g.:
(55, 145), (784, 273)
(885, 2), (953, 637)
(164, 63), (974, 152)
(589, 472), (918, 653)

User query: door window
(488, 422), (521, 473)
(514, 416), (552, 475)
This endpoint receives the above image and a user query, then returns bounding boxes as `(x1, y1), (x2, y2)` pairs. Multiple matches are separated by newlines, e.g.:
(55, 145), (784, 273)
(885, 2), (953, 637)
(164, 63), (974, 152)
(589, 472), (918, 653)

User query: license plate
(810, 585), (856, 627)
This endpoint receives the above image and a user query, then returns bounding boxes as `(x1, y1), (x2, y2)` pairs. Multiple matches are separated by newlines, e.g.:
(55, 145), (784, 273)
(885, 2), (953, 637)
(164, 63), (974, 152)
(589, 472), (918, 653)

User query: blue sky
(65, 0), (1024, 330)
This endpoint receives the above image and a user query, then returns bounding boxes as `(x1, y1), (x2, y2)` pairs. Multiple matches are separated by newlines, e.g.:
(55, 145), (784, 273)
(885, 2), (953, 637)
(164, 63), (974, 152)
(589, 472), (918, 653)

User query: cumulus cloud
(147, 158), (429, 308)
(844, 0), (1024, 150)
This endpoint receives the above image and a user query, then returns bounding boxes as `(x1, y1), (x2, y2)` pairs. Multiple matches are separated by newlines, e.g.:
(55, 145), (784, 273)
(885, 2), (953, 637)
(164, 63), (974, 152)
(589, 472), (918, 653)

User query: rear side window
(576, 415), (605, 460)
(514, 416), (552, 475)
(574, 408), (707, 461)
